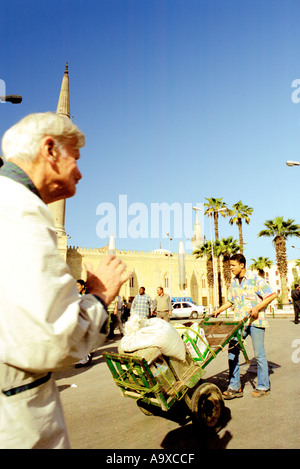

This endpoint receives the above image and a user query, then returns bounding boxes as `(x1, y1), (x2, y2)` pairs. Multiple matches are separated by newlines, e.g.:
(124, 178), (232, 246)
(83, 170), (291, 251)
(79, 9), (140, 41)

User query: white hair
(1, 112), (85, 162)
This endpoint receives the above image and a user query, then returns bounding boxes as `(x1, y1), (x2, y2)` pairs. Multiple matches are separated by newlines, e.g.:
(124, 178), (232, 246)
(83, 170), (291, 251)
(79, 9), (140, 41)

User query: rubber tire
(137, 401), (154, 416)
(191, 382), (224, 433)
(190, 311), (199, 319)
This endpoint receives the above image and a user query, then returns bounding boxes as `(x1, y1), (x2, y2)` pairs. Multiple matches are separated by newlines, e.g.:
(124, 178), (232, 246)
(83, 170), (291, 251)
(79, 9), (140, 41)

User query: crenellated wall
(66, 245), (211, 305)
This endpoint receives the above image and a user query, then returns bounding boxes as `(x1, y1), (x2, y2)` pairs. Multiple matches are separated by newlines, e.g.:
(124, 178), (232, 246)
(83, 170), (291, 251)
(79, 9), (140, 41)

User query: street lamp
(193, 206), (217, 308)
(0, 94), (22, 168)
(178, 239), (186, 292)
(211, 207), (227, 309)
(0, 95), (22, 104)
(166, 232), (172, 300)
(286, 161), (300, 167)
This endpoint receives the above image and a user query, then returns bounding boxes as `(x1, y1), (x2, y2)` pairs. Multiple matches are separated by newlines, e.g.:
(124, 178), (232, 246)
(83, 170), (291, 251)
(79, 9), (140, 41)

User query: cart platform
(103, 346), (204, 411)
(103, 317), (249, 430)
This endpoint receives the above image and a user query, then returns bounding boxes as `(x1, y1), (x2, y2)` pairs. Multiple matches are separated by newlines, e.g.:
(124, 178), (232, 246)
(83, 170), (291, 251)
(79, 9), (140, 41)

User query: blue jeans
(228, 325), (270, 391)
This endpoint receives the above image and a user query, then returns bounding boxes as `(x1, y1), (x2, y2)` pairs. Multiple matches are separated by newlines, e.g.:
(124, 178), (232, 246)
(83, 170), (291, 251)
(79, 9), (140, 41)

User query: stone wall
(66, 246), (210, 305)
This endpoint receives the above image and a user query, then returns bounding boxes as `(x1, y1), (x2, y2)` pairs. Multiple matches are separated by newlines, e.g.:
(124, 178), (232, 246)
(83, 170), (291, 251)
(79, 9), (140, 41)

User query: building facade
(66, 245), (209, 304)
(263, 260), (300, 304)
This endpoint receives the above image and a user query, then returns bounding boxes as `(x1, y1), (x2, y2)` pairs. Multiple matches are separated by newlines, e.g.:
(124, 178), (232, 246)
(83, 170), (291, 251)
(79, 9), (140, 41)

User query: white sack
(120, 316), (186, 361)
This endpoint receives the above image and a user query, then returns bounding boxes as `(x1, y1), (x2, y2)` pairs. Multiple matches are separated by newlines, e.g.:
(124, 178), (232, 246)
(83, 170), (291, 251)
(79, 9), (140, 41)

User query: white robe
(0, 176), (108, 448)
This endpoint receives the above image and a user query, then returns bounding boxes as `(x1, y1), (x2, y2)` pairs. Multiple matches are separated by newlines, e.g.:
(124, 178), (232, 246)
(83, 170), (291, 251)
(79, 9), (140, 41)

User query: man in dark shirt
(291, 284), (300, 324)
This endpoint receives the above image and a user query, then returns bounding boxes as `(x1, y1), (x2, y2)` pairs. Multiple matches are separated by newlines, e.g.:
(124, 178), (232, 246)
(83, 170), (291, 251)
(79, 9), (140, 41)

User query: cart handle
(207, 312), (251, 321)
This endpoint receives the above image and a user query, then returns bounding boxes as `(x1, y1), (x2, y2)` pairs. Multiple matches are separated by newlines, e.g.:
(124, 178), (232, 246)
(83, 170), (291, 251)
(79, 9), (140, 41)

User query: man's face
(139, 288), (145, 295)
(230, 260), (244, 277)
(54, 139), (82, 199)
(77, 282), (84, 294)
(157, 288), (163, 296)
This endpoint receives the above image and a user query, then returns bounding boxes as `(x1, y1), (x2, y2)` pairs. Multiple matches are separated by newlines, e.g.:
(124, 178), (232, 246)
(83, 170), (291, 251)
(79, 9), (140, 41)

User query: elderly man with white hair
(0, 112), (131, 449)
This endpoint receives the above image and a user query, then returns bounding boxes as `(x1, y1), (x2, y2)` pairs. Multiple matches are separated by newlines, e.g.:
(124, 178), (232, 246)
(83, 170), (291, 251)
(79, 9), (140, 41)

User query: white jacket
(0, 176), (107, 448)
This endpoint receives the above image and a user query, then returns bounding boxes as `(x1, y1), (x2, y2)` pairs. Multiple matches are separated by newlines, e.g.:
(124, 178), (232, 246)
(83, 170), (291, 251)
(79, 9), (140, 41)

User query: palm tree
(229, 201), (253, 253)
(215, 237), (241, 295)
(204, 197), (229, 306)
(258, 217), (300, 305)
(193, 241), (215, 307)
(204, 197), (229, 240)
(249, 257), (273, 278)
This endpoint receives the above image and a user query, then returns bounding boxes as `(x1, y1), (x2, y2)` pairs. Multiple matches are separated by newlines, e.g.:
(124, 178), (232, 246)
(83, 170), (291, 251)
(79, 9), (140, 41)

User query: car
(171, 301), (207, 319)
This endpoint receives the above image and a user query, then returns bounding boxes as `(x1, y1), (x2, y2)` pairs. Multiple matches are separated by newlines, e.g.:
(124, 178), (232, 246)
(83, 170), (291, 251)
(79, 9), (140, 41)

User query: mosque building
(49, 66), (213, 306)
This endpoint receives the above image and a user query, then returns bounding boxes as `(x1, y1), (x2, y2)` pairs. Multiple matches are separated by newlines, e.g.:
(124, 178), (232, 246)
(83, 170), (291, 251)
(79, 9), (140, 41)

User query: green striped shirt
(0, 161), (41, 199)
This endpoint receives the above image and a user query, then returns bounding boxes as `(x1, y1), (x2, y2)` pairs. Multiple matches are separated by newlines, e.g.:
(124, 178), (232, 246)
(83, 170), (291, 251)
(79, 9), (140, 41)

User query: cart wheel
(191, 382), (224, 432)
(137, 401), (154, 416)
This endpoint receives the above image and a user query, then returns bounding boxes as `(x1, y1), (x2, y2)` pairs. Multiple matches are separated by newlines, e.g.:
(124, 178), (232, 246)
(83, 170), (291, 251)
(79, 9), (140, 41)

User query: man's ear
(40, 136), (58, 164)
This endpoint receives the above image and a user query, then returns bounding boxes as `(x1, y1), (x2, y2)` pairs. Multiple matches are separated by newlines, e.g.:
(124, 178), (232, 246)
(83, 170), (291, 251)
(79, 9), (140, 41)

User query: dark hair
(77, 279), (86, 286)
(230, 253), (246, 266)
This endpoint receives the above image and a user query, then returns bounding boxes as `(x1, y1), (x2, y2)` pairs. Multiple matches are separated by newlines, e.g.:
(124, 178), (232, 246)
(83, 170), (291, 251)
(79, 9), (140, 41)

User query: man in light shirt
(152, 287), (172, 322)
(213, 254), (276, 399)
(0, 112), (131, 448)
(131, 287), (153, 318)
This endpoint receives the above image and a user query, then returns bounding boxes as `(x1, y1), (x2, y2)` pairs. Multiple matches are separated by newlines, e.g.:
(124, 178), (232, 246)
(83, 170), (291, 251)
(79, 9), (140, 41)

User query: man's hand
(212, 301), (232, 318)
(84, 256), (132, 307)
(249, 305), (260, 320)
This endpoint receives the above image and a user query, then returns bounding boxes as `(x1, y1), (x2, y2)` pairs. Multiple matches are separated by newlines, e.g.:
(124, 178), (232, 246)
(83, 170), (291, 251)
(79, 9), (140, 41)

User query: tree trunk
(222, 257), (232, 290)
(207, 258), (214, 306)
(275, 236), (289, 305)
(238, 220), (244, 253)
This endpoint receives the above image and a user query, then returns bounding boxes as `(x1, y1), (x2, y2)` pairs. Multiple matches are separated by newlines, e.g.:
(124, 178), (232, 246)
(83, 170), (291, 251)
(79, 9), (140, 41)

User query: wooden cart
(103, 316), (249, 432)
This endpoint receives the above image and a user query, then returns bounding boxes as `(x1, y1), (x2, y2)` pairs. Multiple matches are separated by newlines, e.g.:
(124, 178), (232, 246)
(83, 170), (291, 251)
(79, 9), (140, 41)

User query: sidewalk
(55, 317), (300, 449)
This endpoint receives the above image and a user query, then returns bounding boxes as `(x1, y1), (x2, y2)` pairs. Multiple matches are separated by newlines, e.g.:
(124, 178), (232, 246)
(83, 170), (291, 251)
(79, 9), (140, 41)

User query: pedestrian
(131, 287), (152, 318)
(213, 253), (276, 399)
(106, 297), (117, 340)
(107, 295), (125, 339)
(152, 286), (172, 322)
(76, 279), (86, 295)
(121, 297), (130, 323)
(113, 295), (125, 336)
(75, 279), (95, 367)
(0, 112), (131, 449)
(291, 284), (300, 324)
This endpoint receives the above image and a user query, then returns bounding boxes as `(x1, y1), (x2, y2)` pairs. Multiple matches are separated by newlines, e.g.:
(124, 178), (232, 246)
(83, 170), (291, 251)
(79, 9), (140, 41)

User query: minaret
(192, 212), (204, 251)
(48, 63), (70, 259)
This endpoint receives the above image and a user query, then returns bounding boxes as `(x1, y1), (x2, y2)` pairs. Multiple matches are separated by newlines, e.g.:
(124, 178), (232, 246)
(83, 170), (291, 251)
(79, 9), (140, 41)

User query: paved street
(55, 315), (300, 450)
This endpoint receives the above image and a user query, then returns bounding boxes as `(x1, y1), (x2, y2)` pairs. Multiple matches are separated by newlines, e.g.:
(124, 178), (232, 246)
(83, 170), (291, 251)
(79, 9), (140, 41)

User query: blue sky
(1, 0), (300, 263)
